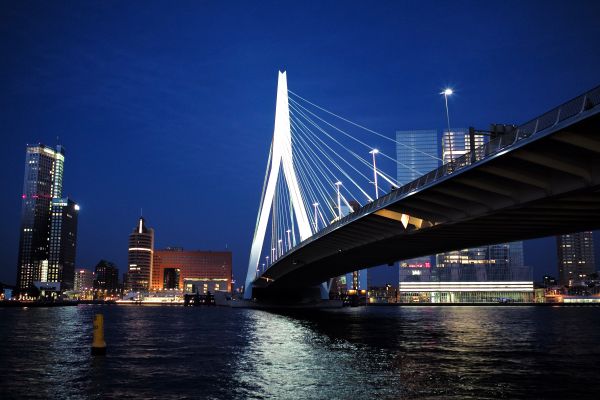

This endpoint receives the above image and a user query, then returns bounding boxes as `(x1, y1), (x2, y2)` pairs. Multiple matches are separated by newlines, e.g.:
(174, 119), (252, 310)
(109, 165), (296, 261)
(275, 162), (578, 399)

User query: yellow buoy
(91, 313), (107, 355)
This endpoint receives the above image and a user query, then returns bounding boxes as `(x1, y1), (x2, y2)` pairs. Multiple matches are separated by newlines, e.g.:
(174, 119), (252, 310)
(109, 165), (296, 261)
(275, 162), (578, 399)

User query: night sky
(1, 1), (600, 287)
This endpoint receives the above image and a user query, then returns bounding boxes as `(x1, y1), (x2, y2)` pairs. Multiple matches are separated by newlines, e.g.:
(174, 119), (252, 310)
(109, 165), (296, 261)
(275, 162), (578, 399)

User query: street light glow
(369, 149), (379, 154)
(442, 88), (453, 96)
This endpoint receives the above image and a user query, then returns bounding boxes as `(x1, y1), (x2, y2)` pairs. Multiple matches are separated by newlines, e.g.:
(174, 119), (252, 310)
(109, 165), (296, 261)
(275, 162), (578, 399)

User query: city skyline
(2, 1), (600, 287)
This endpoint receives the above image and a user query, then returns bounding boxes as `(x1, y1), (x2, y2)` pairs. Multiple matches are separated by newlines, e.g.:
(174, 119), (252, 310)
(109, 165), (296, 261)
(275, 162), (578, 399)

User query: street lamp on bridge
(313, 202), (320, 233)
(441, 88), (454, 164)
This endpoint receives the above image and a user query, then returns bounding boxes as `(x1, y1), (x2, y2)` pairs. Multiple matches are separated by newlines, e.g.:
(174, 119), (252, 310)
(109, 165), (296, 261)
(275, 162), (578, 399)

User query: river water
(1, 305), (599, 399)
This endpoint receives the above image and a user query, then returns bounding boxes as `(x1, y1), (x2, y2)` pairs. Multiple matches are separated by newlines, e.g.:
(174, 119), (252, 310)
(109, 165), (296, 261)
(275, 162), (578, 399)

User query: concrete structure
(127, 217), (154, 292)
(152, 248), (232, 292)
(557, 231), (596, 286)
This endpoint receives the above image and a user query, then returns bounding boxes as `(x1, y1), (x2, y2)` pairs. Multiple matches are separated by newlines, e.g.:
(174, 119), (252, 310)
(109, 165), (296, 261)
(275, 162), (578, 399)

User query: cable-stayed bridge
(244, 71), (600, 302)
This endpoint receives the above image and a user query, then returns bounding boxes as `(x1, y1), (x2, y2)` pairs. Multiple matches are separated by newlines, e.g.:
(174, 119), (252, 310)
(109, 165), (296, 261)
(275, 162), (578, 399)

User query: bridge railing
(270, 85), (600, 268)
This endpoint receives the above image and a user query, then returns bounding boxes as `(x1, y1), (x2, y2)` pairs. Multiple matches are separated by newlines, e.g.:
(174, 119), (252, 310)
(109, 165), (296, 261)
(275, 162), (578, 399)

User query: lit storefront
(399, 281), (534, 303)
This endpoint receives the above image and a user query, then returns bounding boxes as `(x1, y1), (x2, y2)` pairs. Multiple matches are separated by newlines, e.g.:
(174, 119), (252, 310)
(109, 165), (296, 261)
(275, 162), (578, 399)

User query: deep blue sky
(1, 0), (600, 286)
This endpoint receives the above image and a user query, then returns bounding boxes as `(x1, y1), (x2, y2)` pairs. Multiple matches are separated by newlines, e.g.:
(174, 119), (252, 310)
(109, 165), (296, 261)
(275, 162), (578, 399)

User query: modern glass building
(557, 231), (596, 286)
(127, 217), (154, 292)
(16, 144), (79, 295)
(395, 130), (439, 274)
(396, 129), (439, 185)
(441, 129), (485, 164)
(47, 198), (79, 289)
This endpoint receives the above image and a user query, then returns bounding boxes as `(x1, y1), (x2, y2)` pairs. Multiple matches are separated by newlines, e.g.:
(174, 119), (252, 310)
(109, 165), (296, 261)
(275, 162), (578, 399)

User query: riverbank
(0, 300), (115, 308)
(368, 302), (600, 306)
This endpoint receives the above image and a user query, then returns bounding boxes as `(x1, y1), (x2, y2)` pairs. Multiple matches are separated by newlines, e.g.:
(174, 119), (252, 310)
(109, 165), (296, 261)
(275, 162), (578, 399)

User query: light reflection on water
(1, 305), (599, 399)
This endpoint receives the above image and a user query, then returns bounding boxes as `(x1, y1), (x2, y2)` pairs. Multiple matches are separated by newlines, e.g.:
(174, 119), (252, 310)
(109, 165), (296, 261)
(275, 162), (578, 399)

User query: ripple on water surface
(1, 305), (600, 399)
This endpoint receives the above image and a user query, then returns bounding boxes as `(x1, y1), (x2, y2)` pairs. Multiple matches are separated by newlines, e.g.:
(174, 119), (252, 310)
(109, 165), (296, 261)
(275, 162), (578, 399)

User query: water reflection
(1, 306), (600, 399)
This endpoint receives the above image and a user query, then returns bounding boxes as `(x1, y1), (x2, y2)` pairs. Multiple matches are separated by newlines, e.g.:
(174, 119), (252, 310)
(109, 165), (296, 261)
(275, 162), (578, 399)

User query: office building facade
(152, 248), (233, 293)
(396, 129), (440, 185)
(127, 217), (154, 292)
(441, 129), (486, 164)
(74, 269), (95, 291)
(395, 130), (439, 275)
(16, 144), (79, 295)
(557, 231), (596, 286)
(47, 198), (79, 289)
(94, 260), (120, 291)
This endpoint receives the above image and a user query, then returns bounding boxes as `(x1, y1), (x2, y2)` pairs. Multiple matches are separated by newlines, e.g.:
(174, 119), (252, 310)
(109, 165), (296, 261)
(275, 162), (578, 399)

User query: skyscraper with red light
(16, 144), (80, 294)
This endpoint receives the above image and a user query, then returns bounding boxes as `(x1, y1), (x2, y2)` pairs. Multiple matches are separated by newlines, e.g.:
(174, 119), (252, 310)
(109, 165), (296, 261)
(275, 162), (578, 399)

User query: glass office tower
(396, 130), (440, 270)
(47, 198), (79, 289)
(396, 129), (439, 185)
(16, 144), (66, 294)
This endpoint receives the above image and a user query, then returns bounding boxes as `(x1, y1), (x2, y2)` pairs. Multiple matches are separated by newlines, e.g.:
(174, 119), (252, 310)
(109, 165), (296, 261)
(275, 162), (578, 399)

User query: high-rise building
(127, 217), (154, 292)
(396, 130), (440, 272)
(441, 129), (486, 164)
(557, 231), (596, 286)
(16, 144), (79, 295)
(47, 198), (79, 289)
(74, 268), (95, 291)
(152, 248), (233, 293)
(396, 129), (440, 185)
(94, 260), (120, 291)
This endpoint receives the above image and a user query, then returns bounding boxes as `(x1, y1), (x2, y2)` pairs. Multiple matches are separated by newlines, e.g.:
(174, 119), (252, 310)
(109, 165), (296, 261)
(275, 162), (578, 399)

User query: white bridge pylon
(244, 71), (327, 299)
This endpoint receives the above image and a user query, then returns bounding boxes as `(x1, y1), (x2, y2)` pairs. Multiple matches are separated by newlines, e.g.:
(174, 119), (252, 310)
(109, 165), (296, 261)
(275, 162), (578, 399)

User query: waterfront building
(557, 231), (596, 286)
(74, 268), (95, 291)
(16, 144), (80, 295)
(94, 260), (120, 292)
(47, 198), (79, 289)
(441, 129), (485, 164)
(396, 129), (440, 185)
(396, 130), (439, 276)
(152, 247), (232, 293)
(368, 284), (398, 303)
(127, 217), (154, 292)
